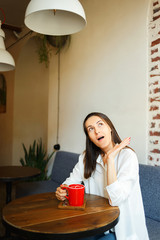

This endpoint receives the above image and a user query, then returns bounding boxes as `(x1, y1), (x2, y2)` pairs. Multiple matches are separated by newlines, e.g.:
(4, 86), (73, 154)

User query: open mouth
(97, 136), (104, 141)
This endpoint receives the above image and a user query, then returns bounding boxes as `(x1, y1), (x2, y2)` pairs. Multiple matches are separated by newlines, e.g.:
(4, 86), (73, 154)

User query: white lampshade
(0, 24), (15, 72)
(24, 0), (86, 35)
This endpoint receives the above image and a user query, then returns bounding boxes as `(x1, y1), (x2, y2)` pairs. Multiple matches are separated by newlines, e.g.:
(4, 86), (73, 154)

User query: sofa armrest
(139, 164), (160, 222)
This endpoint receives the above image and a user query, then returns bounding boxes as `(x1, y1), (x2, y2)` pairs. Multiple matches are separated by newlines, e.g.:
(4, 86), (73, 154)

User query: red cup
(61, 184), (85, 206)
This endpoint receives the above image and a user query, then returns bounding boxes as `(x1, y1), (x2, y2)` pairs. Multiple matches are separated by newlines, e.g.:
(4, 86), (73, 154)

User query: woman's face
(85, 115), (114, 152)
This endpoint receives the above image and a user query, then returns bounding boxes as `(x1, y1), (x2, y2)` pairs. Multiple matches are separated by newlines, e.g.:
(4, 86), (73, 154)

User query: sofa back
(139, 164), (160, 222)
(51, 151), (160, 222)
(51, 151), (79, 184)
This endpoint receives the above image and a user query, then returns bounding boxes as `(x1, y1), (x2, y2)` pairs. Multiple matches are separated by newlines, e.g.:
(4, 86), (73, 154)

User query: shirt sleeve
(106, 149), (139, 206)
(63, 153), (84, 185)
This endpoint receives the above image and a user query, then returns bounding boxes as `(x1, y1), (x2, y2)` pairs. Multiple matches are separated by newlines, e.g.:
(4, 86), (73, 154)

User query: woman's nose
(95, 128), (100, 134)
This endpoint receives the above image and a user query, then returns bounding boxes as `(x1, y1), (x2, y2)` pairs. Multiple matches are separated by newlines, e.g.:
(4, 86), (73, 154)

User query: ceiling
(0, 0), (30, 31)
(0, 0), (85, 48)
(0, 0), (32, 48)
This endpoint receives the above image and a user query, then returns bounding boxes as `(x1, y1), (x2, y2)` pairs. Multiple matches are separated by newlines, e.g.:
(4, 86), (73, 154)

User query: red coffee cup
(61, 184), (85, 206)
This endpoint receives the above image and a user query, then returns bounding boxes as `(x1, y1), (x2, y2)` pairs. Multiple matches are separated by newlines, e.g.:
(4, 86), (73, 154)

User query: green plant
(20, 139), (54, 181)
(36, 35), (52, 68)
(36, 34), (71, 68)
(47, 35), (71, 54)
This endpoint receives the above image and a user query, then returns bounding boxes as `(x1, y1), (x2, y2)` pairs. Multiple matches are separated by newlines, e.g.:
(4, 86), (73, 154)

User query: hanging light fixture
(24, 0), (86, 36)
(0, 22), (15, 72)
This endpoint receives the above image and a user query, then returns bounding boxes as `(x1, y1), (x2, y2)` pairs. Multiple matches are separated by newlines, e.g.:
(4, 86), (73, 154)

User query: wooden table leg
(6, 182), (12, 204)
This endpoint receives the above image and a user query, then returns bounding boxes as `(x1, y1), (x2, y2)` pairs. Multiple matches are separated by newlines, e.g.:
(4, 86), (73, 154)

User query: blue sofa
(139, 164), (160, 240)
(16, 151), (80, 198)
(16, 151), (160, 240)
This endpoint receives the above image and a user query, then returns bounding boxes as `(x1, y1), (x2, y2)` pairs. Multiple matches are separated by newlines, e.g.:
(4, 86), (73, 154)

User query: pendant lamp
(24, 0), (86, 35)
(0, 22), (15, 72)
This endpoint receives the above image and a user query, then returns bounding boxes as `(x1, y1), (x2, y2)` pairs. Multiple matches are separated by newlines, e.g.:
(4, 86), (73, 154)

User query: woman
(56, 112), (149, 240)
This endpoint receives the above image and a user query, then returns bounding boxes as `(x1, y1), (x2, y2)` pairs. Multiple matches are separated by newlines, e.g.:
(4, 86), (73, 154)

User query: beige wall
(48, 0), (150, 163)
(0, 31), (32, 165)
(12, 37), (49, 164)
(0, 0), (150, 166)
(0, 70), (14, 165)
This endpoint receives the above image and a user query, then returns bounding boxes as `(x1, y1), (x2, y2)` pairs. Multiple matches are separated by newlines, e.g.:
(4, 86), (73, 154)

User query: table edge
(3, 216), (119, 240)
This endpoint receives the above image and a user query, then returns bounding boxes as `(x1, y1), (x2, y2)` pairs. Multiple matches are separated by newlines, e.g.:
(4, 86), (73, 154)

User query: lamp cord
(0, 8), (6, 24)
(56, 51), (60, 144)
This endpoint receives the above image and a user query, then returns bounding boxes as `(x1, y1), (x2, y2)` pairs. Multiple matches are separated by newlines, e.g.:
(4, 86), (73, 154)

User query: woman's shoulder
(119, 147), (138, 166)
(79, 151), (85, 158)
(120, 147), (137, 157)
(78, 152), (85, 164)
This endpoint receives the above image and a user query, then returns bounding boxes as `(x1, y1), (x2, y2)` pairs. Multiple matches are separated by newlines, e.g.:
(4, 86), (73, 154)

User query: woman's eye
(88, 127), (94, 132)
(98, 122), (103, 127)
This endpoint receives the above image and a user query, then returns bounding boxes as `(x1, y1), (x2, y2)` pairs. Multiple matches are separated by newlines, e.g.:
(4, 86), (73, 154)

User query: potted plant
(36, 34), (71, 67)
(20, 138), (55, 181)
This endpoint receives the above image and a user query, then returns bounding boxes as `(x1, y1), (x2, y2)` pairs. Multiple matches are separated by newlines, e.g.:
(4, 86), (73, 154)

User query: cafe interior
(0, 0), (160, 239)
(1, 0), (159, 167)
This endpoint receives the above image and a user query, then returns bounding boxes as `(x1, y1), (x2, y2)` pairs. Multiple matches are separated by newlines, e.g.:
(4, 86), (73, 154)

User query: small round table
(0, 166), (41, 203)
(3, 193), (120, 240)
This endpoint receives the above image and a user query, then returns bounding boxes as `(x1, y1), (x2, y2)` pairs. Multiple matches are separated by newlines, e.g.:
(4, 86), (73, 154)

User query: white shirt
(63, 148), (149, 240)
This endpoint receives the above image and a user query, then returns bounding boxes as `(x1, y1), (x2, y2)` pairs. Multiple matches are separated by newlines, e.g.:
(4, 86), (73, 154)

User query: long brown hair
(83, 112), (122, 179)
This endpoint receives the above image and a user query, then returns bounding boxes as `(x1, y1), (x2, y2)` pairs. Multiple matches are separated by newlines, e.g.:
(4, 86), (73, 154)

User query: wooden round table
(2, 192), (120, 240)
(0, 166), (41, 203)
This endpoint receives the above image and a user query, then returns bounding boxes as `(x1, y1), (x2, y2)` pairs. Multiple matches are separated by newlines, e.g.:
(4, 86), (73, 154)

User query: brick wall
(148, 0), (160, 165)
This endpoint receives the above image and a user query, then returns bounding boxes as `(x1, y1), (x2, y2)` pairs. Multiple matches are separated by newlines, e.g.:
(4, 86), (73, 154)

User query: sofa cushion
(146, 217), (160, 240)
(139, 164), (160, 221)
(51, 151), (79, 184)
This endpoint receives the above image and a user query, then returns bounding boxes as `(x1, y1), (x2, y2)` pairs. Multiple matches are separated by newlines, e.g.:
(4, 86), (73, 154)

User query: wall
(12, 37), (49, 164)
(0, 70), (14, 165)
(0, 0), (150, 165)
(148, 0), (160, 165)
(48, 0), (150, 163)
(0, 30), (33, 165)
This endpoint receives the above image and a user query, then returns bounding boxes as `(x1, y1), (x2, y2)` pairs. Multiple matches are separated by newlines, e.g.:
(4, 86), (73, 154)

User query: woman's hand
(103, 137), (131, 165)
(103, 137), (131, 187)
(55, 184), (68, 201)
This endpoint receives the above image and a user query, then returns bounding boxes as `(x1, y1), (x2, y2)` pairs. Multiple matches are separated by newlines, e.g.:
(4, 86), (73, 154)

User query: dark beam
(2, 23), (22, 33)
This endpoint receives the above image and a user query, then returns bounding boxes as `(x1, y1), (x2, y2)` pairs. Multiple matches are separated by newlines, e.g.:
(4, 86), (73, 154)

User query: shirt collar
(96, 154), (105, 168)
